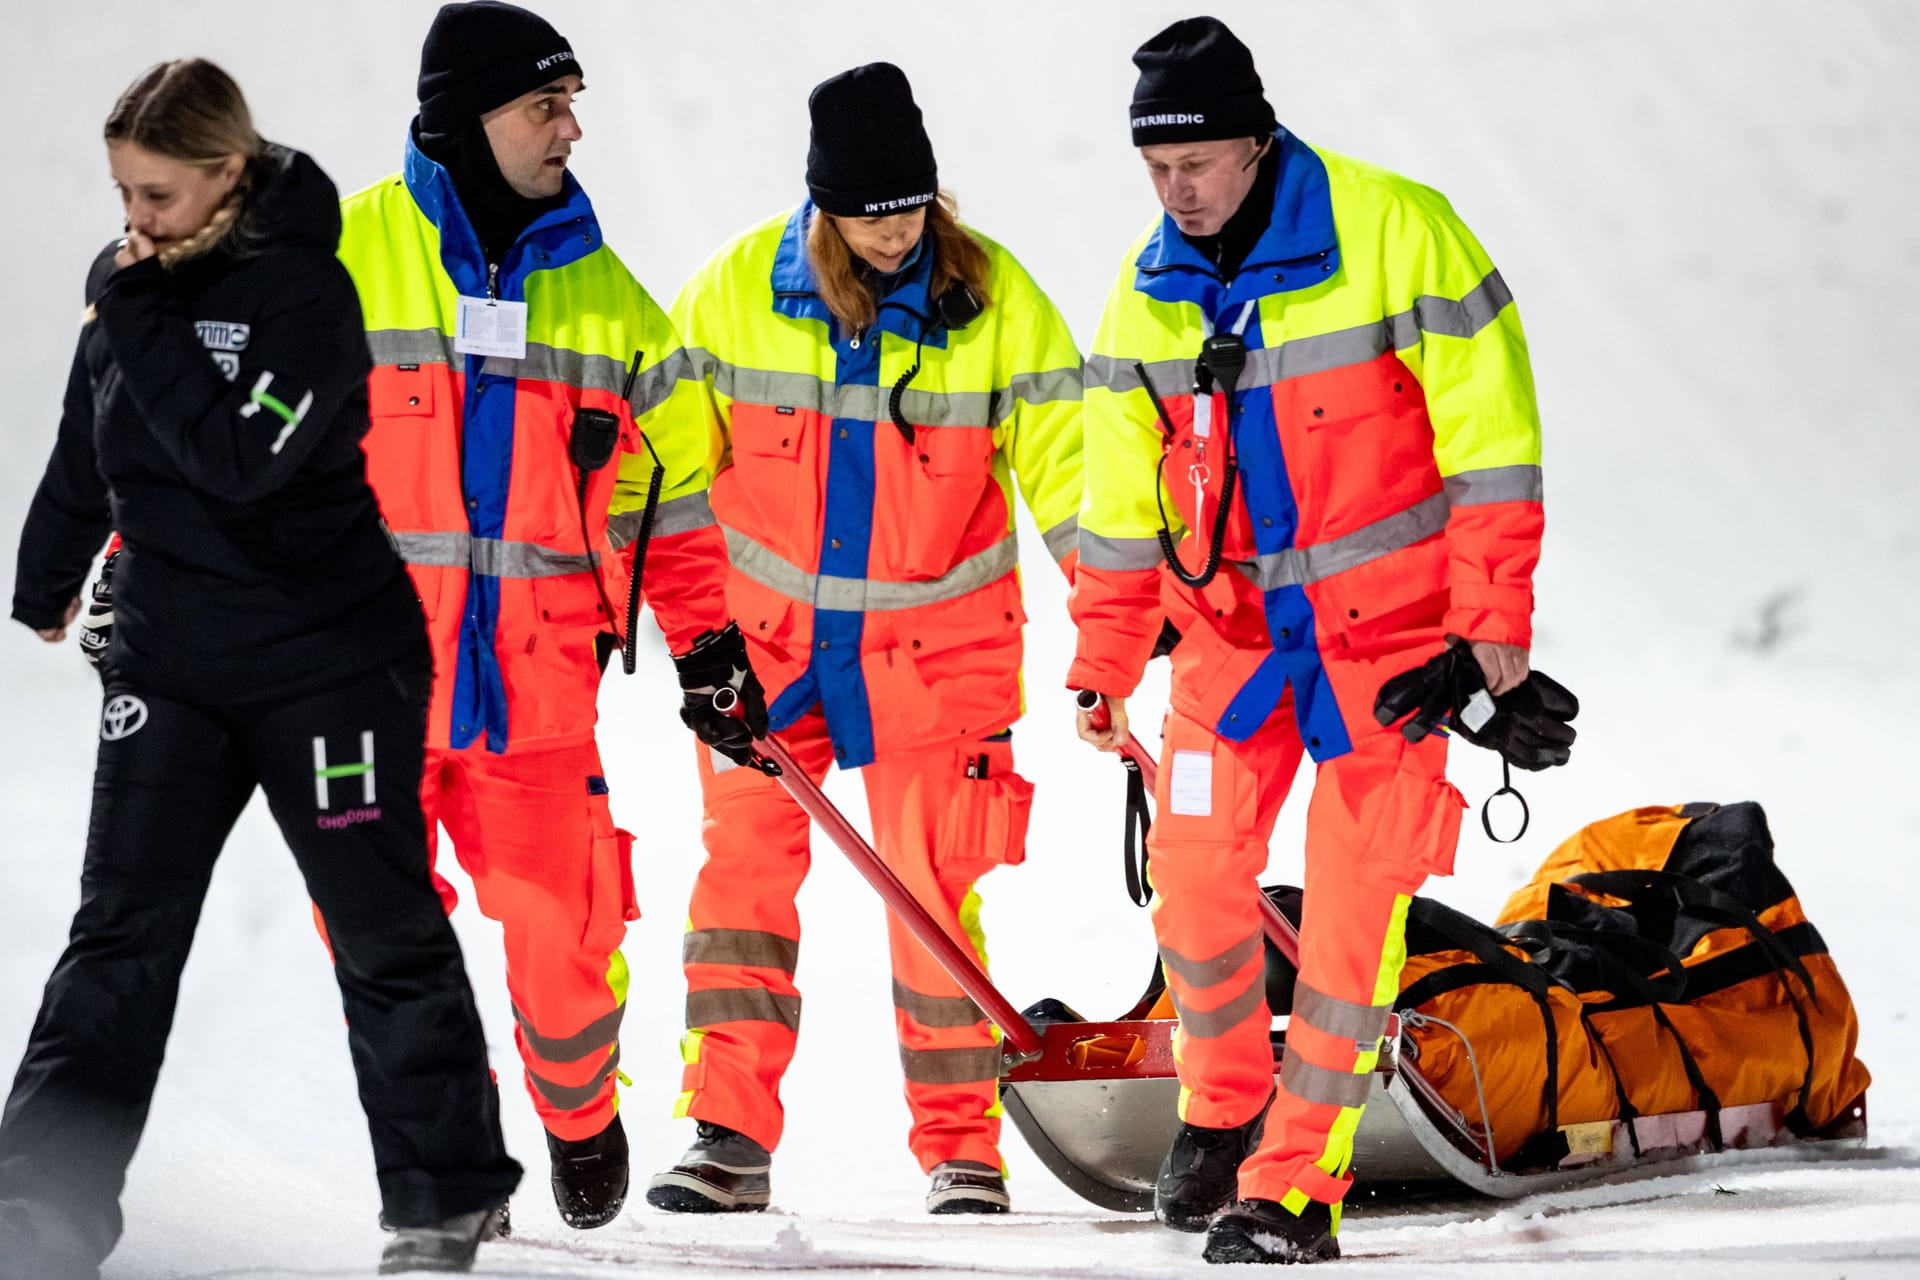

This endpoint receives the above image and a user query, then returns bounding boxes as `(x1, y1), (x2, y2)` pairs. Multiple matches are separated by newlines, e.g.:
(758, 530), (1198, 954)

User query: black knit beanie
(1129, 16), (1276, 147)
(418, 1), (581, 133)
(806, 63), (938, 218)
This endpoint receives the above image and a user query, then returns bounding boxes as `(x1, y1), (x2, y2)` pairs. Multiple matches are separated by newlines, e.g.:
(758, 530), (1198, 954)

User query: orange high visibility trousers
(675, 713), (1026, 1172)
(422, 739), (637, 1143)
(1147, 696), (1463, 1216)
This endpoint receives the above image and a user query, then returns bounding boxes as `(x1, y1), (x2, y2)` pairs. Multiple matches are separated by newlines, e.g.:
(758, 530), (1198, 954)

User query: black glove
(1453, 671), (1579, 771)
(673, 621), (771, 770)
(77, 552), (117, 670)
(1373, 640), (1490, 745)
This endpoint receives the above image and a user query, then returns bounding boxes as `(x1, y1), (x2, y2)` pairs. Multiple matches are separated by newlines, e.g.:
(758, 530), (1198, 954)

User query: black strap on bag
(1399, 898), (1563, 1139)
(1568, 869), (1820, 1129)
(1122, 755), (1152, 907)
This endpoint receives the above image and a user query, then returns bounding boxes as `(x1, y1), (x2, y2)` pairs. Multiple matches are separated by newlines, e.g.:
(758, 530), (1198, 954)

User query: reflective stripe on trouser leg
(674, 716), (834, 1154)
(1240, 725), (1461, 1221)
(436, 738), (634, 1141)
(867, 738), (1013, 1173)
(1145, 705), (1306, 1129)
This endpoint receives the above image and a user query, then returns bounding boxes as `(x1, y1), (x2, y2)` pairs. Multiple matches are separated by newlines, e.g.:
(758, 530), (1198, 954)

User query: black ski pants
(0, 647), (520, 1278)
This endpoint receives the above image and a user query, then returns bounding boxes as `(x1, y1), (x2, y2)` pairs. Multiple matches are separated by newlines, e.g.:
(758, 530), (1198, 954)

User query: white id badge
(1169, 749), (1214, 817)
(1192, 392), (1212, 439)
(454, 295), (528, 359)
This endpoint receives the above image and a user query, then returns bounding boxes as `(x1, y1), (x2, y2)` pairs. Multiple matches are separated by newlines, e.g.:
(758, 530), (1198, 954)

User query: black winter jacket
(12, 143), (424, 704)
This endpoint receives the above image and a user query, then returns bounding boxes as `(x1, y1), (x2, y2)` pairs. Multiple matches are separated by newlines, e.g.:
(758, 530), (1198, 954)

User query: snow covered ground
(1, 1), (1916, 1275)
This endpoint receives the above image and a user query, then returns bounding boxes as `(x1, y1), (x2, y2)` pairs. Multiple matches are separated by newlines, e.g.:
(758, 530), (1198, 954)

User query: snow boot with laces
(645, 1120), (772, 1212)
(548, 1114), (629, 1229)
(1203, 1197), (1340, 1265)
(925, 1160), (1009, 1214)
(1154, 1105), (1268, 1232)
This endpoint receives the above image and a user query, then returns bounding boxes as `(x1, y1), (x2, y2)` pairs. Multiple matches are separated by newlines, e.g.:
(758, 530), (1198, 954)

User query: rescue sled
(725, 693), (1872, 1210)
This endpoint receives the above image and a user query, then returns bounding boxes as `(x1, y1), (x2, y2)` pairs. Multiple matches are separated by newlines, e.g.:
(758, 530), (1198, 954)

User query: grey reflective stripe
(899, 1043), (1002, 1084)
(512, 1002), (624, 1064)
(722, 526), (1017, 613)
(1083, 353), (1188, 399)
(391, 530), (599, 578)
(528, 1046), (620, 1111)
(1159, 933), (1262, 988)
(683, 928), (800, 973)
(687, 987), (802, 1031)
(1079, 532), (1163, 572)
(1005, 365), (1083, 409)
(612, 492), (716, 550)
(650, 491), (716, 537)
(1088, 269), (1513, 400)
(1292, 983), (1391, 1047)
(1413, 270), (1514, 340)
(1444, 464), (1542, 507)
(698, 353), (999, 427)
(472, 538), (597, 578)
(393, 530), (470, 568)
(1233, 491), (1449, 592)
(367, 328), (452, 368)
(1280, 1051), (1374, 1109)
(892, 979), (984, 1028)
(366, 329), (692, 417)
(630, 347), (695, 417)
(1041, 516), (1079, 564)
(1169, 980), (1267, 1039)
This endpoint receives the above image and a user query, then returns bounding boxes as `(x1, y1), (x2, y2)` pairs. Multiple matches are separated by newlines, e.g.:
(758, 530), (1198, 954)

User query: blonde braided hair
(105, 59), (264, 267)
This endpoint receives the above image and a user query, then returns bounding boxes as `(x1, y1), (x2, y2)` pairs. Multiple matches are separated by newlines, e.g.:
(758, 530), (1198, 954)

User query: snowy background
(2, 0), (1917, 1275)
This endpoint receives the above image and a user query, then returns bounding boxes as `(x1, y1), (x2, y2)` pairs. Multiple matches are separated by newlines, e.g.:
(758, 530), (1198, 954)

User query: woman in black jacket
(2, 59), (519, 1278)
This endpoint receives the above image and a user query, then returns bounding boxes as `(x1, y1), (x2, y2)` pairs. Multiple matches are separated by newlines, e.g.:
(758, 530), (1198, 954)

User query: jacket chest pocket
(369, 364), (438, 420)
(890, 424), (996, 580)
(721, 403), (821, 559)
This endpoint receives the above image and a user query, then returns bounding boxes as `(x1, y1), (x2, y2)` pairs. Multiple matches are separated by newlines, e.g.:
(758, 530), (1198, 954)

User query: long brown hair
(104, 59), (265, 266)
(805, 191), (992, 334)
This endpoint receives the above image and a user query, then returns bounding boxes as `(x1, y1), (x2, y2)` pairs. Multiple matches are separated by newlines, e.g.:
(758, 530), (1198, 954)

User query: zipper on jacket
(487, 262), (499, 301)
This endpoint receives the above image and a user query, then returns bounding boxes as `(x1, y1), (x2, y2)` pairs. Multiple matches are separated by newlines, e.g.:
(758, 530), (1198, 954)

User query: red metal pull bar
(713, 688), (1042, 1058)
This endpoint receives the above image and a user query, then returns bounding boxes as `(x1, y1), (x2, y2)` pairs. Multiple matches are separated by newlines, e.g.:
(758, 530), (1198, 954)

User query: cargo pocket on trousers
(585, 826), (639, 953)
(1363, 769), (1466, 893)
(935, 750), (1035, 886)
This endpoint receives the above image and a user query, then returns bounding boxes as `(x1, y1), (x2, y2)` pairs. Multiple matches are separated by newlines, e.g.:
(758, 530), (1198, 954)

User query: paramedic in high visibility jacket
(643, 63), (1084, 1218)
(334, 1), (761, 1231)
(1070, 18), (1546, 1265)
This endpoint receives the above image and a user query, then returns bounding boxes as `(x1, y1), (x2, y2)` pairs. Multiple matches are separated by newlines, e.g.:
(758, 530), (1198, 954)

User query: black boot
(925, 1160), (1009, 1214)
(1203, 1198), (1340, 1265)
(548, 1114), (629, 1230)
(378, 1206), (499, 1274)
(645, 1121), (772, 1213)
(1155, 1108), (1267, 1232)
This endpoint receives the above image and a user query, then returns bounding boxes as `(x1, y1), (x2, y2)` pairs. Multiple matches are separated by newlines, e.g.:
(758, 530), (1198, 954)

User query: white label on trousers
(1169, 749), (1214, 816)
(708, 745), (739, 775)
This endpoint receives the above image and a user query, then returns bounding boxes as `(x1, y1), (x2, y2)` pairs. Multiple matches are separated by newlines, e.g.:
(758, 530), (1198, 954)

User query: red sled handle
(1075, 689), (1301, 967)
(713, 689), (1043, 1059)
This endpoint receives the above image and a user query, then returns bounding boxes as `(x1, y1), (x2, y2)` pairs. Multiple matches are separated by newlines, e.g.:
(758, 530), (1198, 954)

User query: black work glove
(77, 552), (117, 670)
(1373, 640), (1491, 745)
(1150, 617), (1183, 659)
(673, 621), (771, 770)
(1454, 671), (1579, 771)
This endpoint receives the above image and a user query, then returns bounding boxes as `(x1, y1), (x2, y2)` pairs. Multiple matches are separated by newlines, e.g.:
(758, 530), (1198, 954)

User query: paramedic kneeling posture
(1070, 17), (1549, 1265)
(645, 63), (1084, 1218)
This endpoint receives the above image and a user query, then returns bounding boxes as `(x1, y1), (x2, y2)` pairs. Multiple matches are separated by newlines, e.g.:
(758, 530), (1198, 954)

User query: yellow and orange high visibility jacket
(671, 203), (1083, 768)
(339, 136), (728, 753)
(1068, 130), (1544, 760)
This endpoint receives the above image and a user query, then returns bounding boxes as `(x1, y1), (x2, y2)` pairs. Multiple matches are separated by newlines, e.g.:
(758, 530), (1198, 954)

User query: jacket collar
(1134, 127), (1340, 316)
(770, 201), (947, 348)
(402, 126), (602, 302)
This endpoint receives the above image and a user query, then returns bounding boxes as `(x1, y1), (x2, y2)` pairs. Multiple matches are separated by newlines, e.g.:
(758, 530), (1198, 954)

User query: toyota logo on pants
(101, 695), (149, 741)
